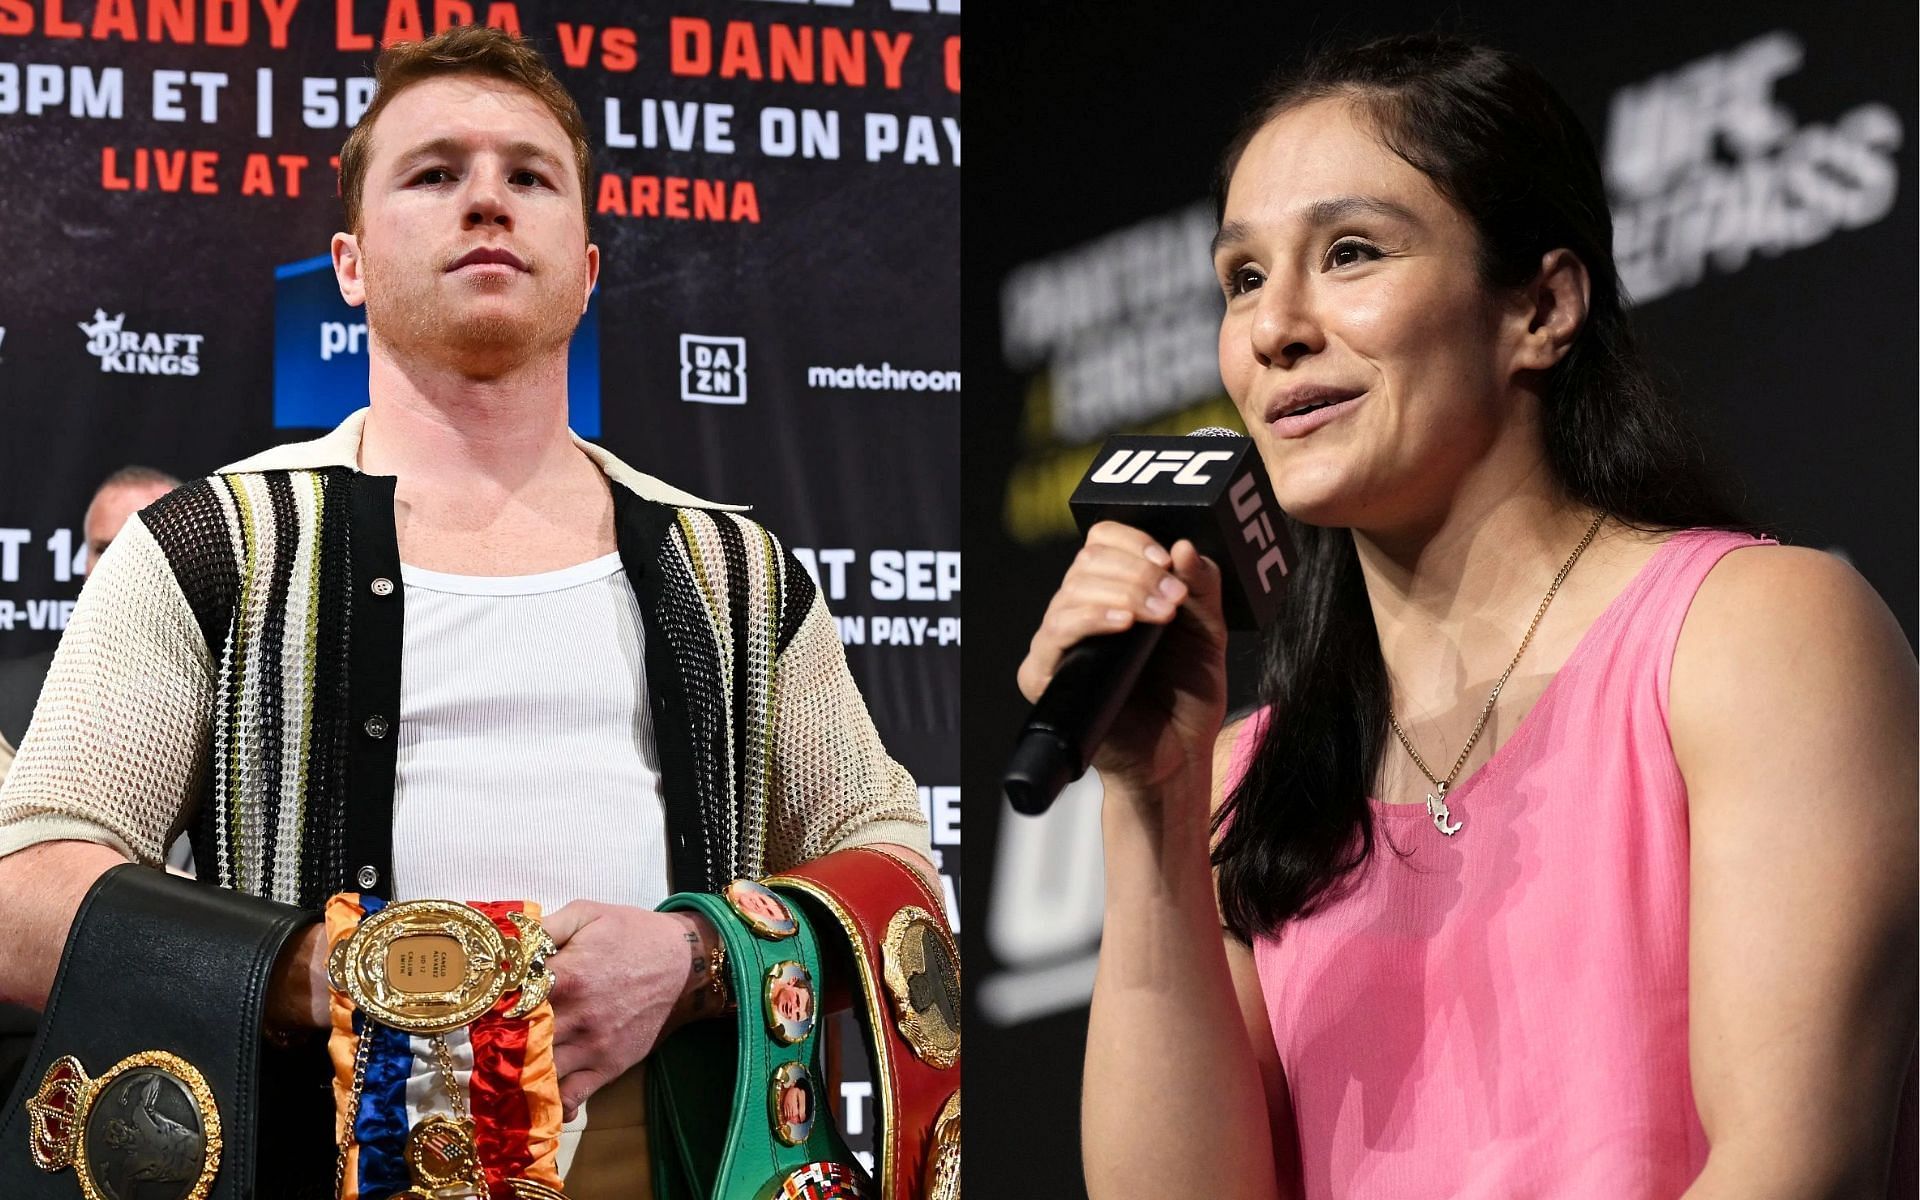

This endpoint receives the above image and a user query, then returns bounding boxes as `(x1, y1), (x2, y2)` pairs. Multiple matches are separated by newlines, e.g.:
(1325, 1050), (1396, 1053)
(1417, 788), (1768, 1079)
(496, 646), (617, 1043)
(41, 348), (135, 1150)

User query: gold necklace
(1387, 512), (1606, 836)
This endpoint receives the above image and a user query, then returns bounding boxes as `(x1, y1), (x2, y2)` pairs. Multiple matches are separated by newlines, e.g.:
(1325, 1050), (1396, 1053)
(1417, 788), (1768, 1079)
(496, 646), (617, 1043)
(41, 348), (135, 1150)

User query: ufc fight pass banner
(0, 0), (960, 1167)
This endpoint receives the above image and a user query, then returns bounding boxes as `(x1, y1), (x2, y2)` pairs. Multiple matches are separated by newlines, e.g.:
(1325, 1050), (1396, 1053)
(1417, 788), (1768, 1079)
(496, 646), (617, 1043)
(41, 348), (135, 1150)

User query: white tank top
(388, 551), (671, 913)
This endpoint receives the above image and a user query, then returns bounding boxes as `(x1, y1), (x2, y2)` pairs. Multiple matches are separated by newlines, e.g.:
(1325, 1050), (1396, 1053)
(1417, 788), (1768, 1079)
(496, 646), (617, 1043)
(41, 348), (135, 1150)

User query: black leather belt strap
(0, 864), (318, 1199)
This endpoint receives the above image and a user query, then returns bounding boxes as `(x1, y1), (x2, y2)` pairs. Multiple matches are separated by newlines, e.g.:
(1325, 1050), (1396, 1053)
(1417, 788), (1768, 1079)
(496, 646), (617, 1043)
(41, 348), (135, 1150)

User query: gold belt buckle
(327, 899), (556, 1034)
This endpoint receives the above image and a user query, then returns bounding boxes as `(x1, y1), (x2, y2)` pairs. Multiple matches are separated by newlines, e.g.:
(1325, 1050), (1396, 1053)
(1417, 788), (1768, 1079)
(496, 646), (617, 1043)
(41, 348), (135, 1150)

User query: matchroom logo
(77, 309), (204, 376)
(807, 362), (961, 393)
(680, 334), (747, 404)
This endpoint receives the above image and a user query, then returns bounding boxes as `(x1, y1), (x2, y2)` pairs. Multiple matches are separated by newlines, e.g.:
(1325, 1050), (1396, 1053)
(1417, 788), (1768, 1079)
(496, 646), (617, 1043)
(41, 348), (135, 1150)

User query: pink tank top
(1234, 530), (1911, 1197)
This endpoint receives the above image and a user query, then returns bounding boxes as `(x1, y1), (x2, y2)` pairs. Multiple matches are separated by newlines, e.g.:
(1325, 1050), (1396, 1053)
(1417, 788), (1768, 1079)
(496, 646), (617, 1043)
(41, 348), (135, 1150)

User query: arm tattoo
(685, 929), (706, 980)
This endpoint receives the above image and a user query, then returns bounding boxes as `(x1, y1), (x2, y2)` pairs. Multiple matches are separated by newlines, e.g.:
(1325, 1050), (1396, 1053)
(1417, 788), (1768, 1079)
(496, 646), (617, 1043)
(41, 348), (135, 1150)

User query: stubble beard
(360, 243), (584, 379)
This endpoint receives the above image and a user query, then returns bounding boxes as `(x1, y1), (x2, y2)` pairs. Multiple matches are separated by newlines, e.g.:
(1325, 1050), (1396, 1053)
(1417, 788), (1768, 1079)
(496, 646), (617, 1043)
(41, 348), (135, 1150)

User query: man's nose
(463, 171), (513, 230)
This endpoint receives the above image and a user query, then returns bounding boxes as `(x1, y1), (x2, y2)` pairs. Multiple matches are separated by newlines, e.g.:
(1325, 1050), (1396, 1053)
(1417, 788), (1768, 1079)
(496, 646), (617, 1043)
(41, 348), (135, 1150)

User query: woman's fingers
(1084, 519), (1171, 560)
(1052, 565), (1188, 618)
(1167, 539), (1227, 642)
(1017, 604), (1137, 696)
(1017, 529), (1204, 702)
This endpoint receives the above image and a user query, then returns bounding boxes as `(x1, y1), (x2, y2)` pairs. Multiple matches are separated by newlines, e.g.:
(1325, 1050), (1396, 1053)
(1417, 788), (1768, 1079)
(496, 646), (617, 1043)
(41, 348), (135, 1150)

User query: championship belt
(649, 881), (869, 1200)
(765, 850), (960, 1200)
(323, 894), (564, 1200)
(0, 864), (315, 1200)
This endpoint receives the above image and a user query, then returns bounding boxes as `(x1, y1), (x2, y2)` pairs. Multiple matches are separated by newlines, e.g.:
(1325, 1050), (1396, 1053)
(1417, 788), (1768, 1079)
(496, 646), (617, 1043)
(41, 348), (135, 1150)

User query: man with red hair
(0, 25), (933, 1195)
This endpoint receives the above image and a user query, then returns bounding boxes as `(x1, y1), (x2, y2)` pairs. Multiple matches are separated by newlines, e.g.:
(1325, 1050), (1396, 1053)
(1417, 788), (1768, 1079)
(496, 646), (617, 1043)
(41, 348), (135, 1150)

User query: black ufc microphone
(1002, 429), (1293, 816)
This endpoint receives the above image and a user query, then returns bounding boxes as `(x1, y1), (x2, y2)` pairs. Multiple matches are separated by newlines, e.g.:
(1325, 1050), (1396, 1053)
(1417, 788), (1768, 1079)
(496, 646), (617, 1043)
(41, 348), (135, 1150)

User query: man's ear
(582, 241), (601, 314)
(1510, 248), (1590, 373)
(333, 232), (367, 309)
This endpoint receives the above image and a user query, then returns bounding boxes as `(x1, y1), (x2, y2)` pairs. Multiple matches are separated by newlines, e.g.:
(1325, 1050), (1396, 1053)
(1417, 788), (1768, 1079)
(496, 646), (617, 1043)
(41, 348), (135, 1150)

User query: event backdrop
(0, 0), (959, 1172)
(964, 2), (1914, 1196)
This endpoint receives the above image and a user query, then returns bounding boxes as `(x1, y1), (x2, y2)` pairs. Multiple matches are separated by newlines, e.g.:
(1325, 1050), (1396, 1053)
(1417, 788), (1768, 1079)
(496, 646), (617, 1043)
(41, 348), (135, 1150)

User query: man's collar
(217, 407), (747, 512)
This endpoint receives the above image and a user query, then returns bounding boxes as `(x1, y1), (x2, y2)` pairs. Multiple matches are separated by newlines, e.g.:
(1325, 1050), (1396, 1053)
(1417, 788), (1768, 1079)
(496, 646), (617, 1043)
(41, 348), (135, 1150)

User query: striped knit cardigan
(0, 411), (927, 909)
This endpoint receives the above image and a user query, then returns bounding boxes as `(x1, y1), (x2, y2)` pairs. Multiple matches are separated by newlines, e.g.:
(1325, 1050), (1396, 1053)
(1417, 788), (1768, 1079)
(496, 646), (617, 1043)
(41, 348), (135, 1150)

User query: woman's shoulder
(1592, 529), (1868, 665)
(1680, 541), (1902, 661)
(1671, 541), (1912, 761)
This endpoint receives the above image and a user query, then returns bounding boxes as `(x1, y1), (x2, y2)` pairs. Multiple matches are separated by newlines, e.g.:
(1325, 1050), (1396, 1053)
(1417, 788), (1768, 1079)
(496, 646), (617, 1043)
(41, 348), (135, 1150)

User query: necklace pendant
(1426, 787), (1463, 836)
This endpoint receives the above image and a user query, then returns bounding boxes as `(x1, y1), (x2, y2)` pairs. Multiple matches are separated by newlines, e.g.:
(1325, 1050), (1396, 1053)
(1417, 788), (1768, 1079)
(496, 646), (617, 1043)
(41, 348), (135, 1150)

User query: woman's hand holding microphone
(1015, 520), (1231, 805)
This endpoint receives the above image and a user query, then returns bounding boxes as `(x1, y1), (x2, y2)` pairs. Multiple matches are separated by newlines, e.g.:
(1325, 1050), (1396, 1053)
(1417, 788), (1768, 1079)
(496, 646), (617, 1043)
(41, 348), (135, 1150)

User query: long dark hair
(1210, 34), (1754, 941)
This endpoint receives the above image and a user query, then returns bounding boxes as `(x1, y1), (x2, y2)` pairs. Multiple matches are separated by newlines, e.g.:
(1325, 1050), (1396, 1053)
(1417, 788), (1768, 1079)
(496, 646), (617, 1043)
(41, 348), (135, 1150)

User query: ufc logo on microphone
(1089, 448), (1235, 486)
(1230, 474), (1289, 593)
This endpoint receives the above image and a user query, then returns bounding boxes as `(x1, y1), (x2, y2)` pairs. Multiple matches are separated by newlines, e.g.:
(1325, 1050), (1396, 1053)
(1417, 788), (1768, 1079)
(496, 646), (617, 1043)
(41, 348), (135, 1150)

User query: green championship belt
(650, 880), (870, 1200)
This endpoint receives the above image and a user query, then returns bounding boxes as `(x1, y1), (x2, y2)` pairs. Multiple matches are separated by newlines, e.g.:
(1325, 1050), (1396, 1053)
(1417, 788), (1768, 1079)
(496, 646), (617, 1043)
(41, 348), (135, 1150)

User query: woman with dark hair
(1017, 34), (1916, 1199)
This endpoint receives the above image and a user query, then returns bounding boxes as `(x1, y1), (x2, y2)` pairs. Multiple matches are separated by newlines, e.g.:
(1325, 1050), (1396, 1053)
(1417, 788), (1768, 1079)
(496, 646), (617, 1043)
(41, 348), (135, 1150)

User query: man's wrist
(691, 912), (733, 1015)
(263, 923), (329, 1038)
(666, 911), (731, 1030)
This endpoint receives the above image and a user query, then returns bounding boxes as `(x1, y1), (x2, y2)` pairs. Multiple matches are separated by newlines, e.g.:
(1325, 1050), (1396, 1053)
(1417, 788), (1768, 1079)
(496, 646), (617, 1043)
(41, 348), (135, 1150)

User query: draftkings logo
(78, 309), (204, 376)
(680, 334), (747, 404)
